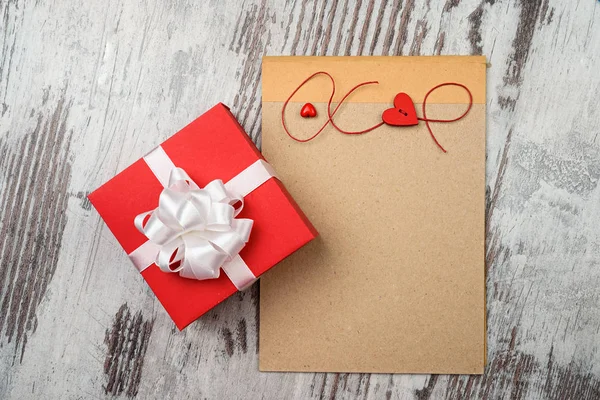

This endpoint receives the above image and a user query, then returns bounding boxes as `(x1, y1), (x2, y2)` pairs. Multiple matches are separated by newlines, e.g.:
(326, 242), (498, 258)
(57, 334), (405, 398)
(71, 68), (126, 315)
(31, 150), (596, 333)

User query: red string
(326, 81), (385, 135)
(417, 82), (473, 153)
(281, 72), (473, 153)
(281, 71), (383, 143)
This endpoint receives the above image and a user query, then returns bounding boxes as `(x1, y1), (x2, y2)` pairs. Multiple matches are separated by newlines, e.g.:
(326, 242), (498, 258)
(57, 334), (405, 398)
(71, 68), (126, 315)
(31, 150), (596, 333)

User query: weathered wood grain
(104, 303), (154, 397)
(0, 0), (599, 399)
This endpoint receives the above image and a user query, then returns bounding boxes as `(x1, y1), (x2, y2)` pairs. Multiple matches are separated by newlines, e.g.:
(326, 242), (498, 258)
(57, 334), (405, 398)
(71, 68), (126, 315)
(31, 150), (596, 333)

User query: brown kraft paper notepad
(260, 56), (486, 374)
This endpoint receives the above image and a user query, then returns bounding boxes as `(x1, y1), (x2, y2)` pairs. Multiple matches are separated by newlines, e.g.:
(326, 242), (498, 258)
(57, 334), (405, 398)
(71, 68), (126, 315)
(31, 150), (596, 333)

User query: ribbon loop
(134, 167), (254, 280)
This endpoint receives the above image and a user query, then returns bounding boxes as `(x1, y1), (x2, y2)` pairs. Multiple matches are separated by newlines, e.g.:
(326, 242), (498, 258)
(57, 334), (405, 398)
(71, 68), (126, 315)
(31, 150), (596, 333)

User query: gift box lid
(89, 103), (317, 329)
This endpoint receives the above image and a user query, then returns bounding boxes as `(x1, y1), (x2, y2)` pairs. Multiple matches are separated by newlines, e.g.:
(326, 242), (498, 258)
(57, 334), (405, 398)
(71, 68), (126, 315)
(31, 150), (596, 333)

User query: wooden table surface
(1, 0), (599, 399)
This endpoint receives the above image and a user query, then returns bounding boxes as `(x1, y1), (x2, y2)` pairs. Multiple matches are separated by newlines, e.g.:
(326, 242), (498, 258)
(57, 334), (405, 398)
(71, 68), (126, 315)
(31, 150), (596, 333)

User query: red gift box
(89, 104), (317, 329)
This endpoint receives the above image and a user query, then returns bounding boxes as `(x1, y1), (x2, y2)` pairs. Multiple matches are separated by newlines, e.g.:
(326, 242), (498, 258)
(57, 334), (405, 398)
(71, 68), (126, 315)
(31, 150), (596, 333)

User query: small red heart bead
(382, 93), (418, 126)
(300, 103), (317, 118)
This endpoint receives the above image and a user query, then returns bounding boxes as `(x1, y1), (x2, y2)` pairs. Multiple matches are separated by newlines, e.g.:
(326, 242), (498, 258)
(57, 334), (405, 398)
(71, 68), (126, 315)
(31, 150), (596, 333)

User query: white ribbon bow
(134, 167), (253, 280)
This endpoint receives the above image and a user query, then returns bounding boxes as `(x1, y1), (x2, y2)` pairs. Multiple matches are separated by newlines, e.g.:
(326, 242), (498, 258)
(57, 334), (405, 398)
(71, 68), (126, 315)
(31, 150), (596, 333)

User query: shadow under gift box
(88, 103), (318, 330)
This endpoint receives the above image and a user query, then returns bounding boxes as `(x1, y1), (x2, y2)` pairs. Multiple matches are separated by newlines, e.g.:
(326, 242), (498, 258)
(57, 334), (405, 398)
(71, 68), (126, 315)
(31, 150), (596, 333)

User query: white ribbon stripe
(127, 146), (276, 290)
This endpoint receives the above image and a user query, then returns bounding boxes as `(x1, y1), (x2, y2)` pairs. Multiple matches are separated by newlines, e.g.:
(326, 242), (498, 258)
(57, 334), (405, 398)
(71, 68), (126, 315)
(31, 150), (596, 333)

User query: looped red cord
(281, 71), (473, 153)
(281, 71), (383, 143)
(417, 82), (473, 153)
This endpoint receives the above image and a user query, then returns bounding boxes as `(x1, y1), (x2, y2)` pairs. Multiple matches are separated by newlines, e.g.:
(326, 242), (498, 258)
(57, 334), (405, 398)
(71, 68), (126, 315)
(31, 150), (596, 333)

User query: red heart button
(300, 103), (317, 118)
(382, 93), (418, 126)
